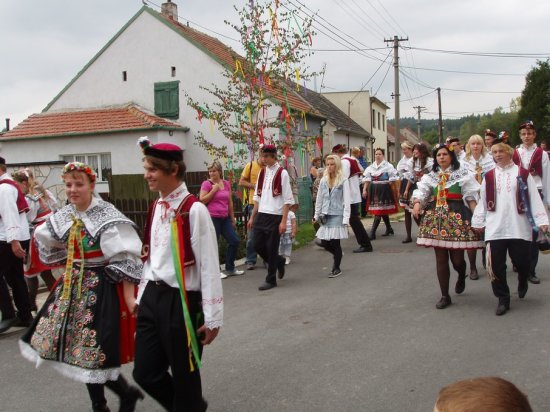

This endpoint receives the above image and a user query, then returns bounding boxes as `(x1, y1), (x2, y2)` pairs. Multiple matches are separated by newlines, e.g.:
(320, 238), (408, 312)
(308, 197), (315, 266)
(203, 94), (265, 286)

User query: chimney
(161, 1), (178, 21)
(5, 118), (9, 131)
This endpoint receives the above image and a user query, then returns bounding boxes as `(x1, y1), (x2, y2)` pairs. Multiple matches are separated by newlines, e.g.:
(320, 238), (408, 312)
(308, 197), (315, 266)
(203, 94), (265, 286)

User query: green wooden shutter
(154, 81), (180, 118)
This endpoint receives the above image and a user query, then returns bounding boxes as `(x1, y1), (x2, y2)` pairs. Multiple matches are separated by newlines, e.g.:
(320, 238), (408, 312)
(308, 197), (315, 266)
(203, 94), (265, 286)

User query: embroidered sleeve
(100, 224), (143, 284)
(190, 203), (224, 329)
(471, 180), (487, 229)
(460, 173), (481, 202)
(34, 219), (67, 264)
(411, 173), (434, 208)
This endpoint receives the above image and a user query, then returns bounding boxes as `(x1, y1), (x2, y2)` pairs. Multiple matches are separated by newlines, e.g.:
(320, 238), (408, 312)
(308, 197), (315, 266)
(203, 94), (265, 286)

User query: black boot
(370, 217), (381, 240)
(87, 384), (111, 412)
(105, 375), (144, 412)
(381, 216), (394, 236)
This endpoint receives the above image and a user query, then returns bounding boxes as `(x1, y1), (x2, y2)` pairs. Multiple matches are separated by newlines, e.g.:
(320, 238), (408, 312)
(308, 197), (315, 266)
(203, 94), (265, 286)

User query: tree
(518, 59), (550, 140)
(186, 0), (318, 164)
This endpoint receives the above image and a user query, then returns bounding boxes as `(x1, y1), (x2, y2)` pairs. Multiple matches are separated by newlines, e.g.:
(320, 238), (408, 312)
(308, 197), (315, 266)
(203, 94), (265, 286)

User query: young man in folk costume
(512, 121), (550, 284)
(0, 155), (33, 334)
(473, 140), (548, 315)
(238, 148), (265, 270)
(332, 144), (373, 253)
(247, 144), (294, 291)
(134, 138), (223, 411)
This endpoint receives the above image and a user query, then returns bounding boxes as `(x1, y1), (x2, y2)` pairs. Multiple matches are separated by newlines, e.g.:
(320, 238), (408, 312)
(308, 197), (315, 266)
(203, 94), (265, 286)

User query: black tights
(403, 210), (420, 240)
(434, 248), (466, 297)
(321, 239), (343, 270)
(86, 374), (132, 411)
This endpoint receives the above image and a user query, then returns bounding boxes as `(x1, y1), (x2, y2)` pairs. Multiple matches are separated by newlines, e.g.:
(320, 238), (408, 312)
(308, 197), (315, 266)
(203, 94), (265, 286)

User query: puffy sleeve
(460, 173), (481, 203)
(411, 174), (433, 208)
(190, 202), (224, 330)
(471, 178), (487, 229)
(362, 166), (372, 182)
(403, 158), (414, 182)
(34, 220), (67, 264)
(387, 163), (399, 182)
(100, 224), (143, 284)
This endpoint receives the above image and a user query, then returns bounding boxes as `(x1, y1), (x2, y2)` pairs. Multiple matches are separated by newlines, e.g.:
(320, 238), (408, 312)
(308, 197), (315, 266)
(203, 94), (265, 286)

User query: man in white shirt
(332, 144), (373, 253)
(0, 156), (33, 334)
(248, 145), (294, 290)
(512, 121), (550, 284)
(472, 141), (548, 315)
(133, 140), (223, 411)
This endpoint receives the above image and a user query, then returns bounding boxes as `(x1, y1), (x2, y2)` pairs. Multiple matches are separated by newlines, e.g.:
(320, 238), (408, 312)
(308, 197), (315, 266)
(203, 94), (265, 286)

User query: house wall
(45, 10), (283, 173)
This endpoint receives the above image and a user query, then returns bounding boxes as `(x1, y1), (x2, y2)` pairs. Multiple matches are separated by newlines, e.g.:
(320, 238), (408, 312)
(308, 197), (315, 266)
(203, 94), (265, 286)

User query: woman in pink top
(200, 161), (243, 277)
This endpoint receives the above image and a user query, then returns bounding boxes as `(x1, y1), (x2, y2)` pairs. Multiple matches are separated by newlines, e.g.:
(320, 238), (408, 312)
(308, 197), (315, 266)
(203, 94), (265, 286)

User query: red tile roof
(1, 105), (183, 140)
(156, 9), (318, 116)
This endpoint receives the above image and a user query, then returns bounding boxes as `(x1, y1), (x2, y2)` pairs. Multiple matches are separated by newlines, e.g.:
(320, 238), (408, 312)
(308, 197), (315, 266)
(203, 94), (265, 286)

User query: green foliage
(185, 0), (320, 163)
(518, 60), (550, 141)
(293, 221), (316, 250)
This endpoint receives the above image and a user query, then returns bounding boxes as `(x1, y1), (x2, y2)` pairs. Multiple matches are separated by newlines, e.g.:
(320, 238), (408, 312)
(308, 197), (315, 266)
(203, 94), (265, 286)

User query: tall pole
(437, 87), (443, 143)
(413, 105), (425, 141)
(385, 35), (408, 161)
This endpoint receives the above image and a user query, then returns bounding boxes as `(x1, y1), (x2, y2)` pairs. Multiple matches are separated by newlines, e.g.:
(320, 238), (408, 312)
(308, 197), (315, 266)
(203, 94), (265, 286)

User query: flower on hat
(137, 136), (151, 153)
(62, 161), (97, 182)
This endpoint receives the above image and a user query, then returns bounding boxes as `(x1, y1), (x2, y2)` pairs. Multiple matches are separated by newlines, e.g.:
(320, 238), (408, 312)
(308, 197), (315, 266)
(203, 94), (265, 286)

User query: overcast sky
(2, 0), (549, 128)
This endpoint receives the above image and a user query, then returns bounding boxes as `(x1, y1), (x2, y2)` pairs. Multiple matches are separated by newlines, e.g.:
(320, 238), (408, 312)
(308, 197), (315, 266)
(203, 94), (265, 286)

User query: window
(382, 114), (386, 131)
(377, 112), (381, 130)
(154, 81), (180, 118)
(122, 71), (127, 81)
(171, 66), (176, 77)
(372, 109), (376, 129)
(62, 153), (112, 182)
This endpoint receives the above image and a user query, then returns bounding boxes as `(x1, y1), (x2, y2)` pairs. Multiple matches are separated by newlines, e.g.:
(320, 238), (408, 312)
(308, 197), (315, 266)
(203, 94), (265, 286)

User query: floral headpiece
(433, 142), (454, 154)
(484, 129), (497, 138)
(137, 136), (151, 153)
(519, 120), (534, 131)
(63, 162), (97, 182)
(493, 131), (509, 145)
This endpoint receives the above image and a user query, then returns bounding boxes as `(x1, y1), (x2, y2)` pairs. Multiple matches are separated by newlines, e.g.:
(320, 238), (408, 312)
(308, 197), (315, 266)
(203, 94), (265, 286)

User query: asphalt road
(2, 220), (550, 411)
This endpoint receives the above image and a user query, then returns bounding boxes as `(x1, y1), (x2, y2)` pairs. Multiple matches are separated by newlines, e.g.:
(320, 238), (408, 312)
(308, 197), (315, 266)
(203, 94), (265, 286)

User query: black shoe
(277, 259), (285, 279)
(120, 386), (145, 412)
(0, 317), (18, 334)
(381, 228), (394, 236)
(455, 276), (466, 294)
(328, 269), (342, 278)
(436, 296), (452, 309)
(496, 302), (510, 316)
(518, 283), (528, 299)
(401, 238), (412, 244)
(258, 282), (276, 291)
(528, 275), (540, 284)
(353, 245), (373, 253)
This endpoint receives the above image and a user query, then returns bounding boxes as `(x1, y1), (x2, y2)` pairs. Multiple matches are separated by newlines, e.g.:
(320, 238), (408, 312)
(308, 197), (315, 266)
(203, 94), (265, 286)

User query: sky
(1, 0), (550, 129)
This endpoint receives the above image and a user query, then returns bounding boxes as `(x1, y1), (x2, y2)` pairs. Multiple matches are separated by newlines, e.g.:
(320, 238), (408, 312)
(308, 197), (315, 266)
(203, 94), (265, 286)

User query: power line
(373, 0), (408, 37)
(347, 0), (391, 39)
(403, 46), (550, 58)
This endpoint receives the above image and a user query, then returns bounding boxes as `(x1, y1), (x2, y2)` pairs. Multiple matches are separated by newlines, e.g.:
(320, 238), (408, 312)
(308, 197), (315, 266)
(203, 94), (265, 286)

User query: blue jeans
(244, 205), (257, 265)
(211, 217), (240, 272)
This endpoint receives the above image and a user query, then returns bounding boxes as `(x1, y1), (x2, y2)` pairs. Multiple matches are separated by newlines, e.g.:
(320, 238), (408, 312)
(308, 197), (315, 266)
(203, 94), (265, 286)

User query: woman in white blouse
(460, 134), (495, 280)
(362, 148), (399, 239)
(412, 144), (484, 309)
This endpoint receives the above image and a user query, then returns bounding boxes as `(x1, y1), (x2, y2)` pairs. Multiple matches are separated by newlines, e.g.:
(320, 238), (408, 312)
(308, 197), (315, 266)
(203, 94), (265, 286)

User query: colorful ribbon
(171, 215), (202, 371)
(61, 217), (85, 300)
(436, 172), (449, 208)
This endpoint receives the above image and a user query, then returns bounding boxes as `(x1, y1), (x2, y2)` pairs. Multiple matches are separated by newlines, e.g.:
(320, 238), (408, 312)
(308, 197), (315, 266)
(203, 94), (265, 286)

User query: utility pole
(385, 35), (408, 161)
(437, 87), (443, 143)
(413, 105), (426, 141)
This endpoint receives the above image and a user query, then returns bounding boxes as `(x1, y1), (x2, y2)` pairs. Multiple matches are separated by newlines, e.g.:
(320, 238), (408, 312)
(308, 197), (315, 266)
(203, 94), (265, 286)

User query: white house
(0, 2), (322, 195)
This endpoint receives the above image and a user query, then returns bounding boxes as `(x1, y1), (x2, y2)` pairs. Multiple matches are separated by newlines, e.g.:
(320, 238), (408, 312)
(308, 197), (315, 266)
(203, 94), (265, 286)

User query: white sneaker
(220, 272), (228, 279)
(226, 269), (244, 276)
(285, 257), (290, 265)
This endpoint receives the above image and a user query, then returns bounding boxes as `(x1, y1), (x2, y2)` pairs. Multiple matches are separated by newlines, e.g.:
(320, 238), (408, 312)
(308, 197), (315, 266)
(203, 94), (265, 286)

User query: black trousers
(488, 239), (531, 302)
(0, 240), (32, 321)
(133, 282), (205, 412)
(253, 212), (284, 285)
(349, 203), (372, 248)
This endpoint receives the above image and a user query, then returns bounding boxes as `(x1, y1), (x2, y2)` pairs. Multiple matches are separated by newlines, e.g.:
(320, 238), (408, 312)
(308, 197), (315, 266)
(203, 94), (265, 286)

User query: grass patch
(293, 221), (317, 250)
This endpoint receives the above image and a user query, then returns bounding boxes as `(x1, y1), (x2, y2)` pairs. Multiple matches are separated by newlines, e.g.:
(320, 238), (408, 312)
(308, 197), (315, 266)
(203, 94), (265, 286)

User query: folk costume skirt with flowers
(20, 263), (135, 384)
(367, 181), (399, 216)
(417, 199), (483, 249)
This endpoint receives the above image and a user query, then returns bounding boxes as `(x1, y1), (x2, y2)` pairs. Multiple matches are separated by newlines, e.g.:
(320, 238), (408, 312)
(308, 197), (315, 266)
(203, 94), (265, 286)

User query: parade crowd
(0, 121), (547, 411)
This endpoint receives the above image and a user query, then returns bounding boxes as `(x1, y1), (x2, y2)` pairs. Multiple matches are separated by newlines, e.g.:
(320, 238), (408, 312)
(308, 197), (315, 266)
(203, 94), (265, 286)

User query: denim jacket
(314, 178), (351, 225)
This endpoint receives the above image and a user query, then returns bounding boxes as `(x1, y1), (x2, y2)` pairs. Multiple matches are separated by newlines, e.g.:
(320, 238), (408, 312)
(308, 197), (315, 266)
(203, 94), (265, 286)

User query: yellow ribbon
(295, 69), (301, 91)
(301, 111), (308, 131)
(61, 217), (85, 300)
(234, 60), (245, 78)
(436, 172), (449, 208)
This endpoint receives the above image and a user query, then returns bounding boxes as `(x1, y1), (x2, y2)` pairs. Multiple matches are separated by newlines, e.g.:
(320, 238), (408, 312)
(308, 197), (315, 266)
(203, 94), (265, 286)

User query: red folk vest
(0, 179), (29, 214)
(256, 166), (284, 197)
(142, 194), (197, 266)
(484, 167), (530, 214)
(513, 147), (543, 177)
(343, 157), (362, 177)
